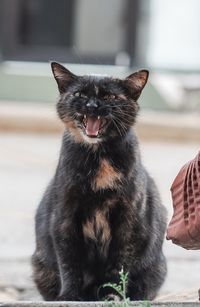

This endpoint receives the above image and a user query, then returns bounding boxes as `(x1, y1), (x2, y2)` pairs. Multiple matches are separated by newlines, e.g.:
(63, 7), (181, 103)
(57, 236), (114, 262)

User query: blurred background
(0, 0), (200, 108)
(0, 0), (200, 302)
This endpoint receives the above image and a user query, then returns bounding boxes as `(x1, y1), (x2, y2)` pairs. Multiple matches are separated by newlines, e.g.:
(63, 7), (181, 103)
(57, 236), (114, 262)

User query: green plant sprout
(103, 267), (130, 307)
(102, 267), (151, 307)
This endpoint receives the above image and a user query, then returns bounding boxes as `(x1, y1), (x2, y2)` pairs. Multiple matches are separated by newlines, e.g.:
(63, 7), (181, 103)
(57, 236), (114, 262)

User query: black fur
(32, 63), (167, 301)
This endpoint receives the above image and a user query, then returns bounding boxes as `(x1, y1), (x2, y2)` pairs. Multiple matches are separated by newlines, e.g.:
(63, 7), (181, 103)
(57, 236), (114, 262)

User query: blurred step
(0, 102), (200, 142)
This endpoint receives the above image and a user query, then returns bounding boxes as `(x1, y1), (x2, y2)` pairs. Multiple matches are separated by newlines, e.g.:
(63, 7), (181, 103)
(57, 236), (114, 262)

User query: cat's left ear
(125, 70), (149, 99)
(51, 62), (77, 94)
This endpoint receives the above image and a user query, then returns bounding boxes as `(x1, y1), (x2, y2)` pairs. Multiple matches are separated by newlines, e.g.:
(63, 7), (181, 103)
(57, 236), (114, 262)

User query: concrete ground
(0, 132), (200, 302)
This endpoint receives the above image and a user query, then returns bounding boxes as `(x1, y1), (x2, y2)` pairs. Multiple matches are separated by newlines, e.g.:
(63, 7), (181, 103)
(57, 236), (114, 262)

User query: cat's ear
(51, 62), (77, 94)
(125, 70), (149, 99)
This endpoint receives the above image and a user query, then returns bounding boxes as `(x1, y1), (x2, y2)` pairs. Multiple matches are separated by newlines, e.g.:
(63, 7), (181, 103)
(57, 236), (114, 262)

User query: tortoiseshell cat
(32, 62), (167, 301)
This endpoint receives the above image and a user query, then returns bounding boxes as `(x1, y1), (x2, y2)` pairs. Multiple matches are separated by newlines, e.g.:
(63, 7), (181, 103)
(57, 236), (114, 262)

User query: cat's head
(51, 62), (148, 144)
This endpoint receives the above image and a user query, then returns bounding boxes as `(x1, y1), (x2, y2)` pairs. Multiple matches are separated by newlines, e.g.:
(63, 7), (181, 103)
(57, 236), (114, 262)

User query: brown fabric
(166, 151), (200, 249)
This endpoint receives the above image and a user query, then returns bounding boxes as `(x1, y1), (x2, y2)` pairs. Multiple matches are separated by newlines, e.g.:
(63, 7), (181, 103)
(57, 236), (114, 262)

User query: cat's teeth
(84, 115), (87, 119)
(98, 116), (100, 120)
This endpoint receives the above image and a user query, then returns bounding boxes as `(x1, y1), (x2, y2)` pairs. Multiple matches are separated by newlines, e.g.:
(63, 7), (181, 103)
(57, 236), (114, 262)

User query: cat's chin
(79, 131), (102, 144)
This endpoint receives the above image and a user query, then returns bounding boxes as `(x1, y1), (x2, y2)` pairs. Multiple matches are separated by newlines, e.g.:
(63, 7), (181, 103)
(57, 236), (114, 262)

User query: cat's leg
(97, 269), (122, 302)
(32, 251), (60, 300)
(97, 212), (133, 301)
(127, 254), (167, 300)
(52, 228), (83, 301)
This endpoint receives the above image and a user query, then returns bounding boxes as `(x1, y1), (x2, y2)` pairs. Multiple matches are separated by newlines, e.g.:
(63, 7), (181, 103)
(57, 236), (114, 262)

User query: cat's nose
(86, 99), (98, 109)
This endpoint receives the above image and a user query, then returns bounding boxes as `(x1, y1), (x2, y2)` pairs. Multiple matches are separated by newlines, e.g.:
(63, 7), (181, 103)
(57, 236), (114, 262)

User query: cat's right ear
(51, 62), (77, 94)
(125, 70), (149, 100)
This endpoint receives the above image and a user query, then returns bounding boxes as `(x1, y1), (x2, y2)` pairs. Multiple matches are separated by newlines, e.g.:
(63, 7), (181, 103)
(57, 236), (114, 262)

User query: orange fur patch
(95, 210), (110, 245)
(82, 219), (96, 241)
(82, 209), (111, 256)
(64, 120), (84, 143)
(92, 159), (121, 191)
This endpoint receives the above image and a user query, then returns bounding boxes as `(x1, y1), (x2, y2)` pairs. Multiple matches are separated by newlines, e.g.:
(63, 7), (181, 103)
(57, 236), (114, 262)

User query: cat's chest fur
(62, 137), (133, 191)
(57, 136), (135, 260)
(91, 158), (122, 191)
(82, 206), (111, 258)
(79, 158), (122, 255)
(61, 144), (129, 258)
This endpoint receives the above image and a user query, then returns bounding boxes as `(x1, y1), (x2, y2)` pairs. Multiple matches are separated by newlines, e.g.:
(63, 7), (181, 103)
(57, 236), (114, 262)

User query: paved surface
(0, 132), (200, 302)
(1, 302), (200, 307)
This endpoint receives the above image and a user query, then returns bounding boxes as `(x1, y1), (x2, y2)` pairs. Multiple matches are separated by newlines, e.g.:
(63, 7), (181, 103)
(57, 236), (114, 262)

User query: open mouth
(82, 115), (107, 138)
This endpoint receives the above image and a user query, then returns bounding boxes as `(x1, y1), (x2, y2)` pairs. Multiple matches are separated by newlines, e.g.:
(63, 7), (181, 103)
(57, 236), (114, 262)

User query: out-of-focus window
(0, 0), (140, 65)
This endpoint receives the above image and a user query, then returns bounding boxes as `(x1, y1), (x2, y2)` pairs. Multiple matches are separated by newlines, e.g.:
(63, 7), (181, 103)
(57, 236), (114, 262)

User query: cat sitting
(32, 62), (167, 301)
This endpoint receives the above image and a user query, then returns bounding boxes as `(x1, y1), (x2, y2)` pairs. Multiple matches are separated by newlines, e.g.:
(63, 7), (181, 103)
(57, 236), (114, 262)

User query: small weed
(102, 267), (151, 307)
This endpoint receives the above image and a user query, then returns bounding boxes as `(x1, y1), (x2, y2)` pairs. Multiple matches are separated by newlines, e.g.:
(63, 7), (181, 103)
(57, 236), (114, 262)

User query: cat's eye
(74, 92), (87, 98)
(111, 94), (117, 100)
(104, 94), (117, 100)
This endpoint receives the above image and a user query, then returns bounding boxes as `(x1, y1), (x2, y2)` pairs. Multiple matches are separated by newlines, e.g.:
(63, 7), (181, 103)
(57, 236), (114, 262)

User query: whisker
(114, 119), (127, 135)
(112, 108), (135, 115)
(112, 113), (135, 121)
(111, 117), (123, 138)
(111, 113), (134, 125)
(111, 115), (131, 136)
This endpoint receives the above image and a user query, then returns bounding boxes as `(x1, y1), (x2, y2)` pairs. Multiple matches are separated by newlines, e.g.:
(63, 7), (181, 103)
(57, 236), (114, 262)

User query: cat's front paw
(105, 293), (121, 302)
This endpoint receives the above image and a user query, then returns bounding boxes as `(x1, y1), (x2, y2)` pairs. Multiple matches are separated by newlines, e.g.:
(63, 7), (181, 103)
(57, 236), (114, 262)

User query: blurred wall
(147, 0), (200, 71)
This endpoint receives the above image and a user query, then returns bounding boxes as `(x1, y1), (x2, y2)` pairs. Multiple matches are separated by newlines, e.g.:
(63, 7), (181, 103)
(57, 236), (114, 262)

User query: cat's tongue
(86, 116), (101, 137)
